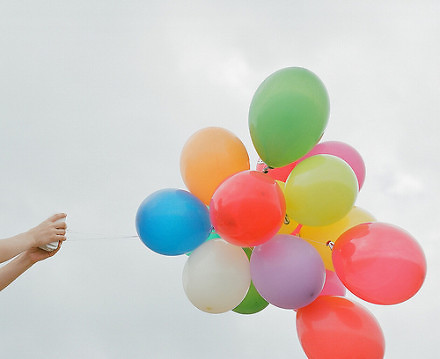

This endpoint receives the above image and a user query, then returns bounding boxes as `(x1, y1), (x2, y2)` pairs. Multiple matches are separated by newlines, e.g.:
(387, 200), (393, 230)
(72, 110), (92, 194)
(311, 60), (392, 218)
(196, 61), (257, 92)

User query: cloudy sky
(0, 1), (439, 358)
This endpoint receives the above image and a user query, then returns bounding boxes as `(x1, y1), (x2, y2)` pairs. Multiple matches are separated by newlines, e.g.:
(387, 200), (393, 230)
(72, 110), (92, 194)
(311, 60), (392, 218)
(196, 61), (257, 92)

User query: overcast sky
(1, 1), (439, 358)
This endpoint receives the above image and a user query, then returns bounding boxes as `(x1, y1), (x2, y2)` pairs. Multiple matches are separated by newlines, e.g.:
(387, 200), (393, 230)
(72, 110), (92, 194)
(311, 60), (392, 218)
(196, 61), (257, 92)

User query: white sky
(0, 1), (439, 358)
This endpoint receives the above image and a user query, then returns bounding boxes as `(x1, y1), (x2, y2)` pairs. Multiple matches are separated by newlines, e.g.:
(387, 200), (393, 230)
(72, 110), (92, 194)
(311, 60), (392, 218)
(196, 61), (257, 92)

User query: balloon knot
(326, 241), (334, 250)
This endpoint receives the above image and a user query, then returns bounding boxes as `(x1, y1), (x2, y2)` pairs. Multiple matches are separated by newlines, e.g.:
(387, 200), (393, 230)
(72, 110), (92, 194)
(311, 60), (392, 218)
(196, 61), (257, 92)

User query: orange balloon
(180, 127), (250, 204)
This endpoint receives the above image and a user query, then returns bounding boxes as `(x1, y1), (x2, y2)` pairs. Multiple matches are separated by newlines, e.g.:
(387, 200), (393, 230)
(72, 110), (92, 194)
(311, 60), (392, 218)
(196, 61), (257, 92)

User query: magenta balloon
(320, 270), (346, 297)
(250, 234), (325, 310)
(301, 141), (365, 189)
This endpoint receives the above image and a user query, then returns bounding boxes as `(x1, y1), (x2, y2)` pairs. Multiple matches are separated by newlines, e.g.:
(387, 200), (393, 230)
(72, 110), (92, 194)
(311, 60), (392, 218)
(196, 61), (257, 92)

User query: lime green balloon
(233, 247), (269, 314)
(249, 67), (329, 168)
(285, 154), (358, 226)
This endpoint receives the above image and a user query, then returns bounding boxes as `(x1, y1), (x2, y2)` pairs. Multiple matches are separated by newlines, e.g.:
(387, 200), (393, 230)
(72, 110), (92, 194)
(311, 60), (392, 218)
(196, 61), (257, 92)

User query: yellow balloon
(275, 181), (300, 235)
(285, 154), (358, 226)
(302, 238), (334, 271)
(300, 206), (376, 270)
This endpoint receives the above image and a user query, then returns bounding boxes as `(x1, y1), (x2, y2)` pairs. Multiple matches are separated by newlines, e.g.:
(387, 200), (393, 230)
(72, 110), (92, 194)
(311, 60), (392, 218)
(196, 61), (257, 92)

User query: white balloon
(182, 239), (251, 314)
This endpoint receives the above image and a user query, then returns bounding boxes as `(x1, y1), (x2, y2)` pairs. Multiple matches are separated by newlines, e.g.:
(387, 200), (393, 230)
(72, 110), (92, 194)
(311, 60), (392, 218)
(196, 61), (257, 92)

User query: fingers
(48, 213), (67, 223)
(57, 235), (67, 242)
(49, 242), (62, 256)
(55, 221), (67, 229)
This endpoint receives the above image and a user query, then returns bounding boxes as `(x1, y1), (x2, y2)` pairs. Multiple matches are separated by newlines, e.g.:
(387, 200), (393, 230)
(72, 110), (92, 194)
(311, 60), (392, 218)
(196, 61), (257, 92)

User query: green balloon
(233, 247), (269, 315)
(249, 67), (330, 168)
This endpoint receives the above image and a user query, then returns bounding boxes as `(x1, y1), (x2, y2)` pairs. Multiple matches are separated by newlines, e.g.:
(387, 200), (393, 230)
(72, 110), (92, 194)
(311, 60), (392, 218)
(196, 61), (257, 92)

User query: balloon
(296, 296), (385, 359)
(180, 127), (250, 205)
(249, 67), (329, 168)
(210, 171), (285, 247)
(250, 235), (325, 310)
(301, 238), (334, 272)
(300, 206), (376, 270)
(256, 158), (297, 182)
(319, 270), (346, 297)
(136, 189), (211, 256)
(299, 141), (366, 189)
(186, 229), (221, 256)
(333, 222), (427, 305)
(182, 239), (251, 314)
(233, 247), (269, 314)
(285, 154), (358, 226)
(275, 180), (300, 235)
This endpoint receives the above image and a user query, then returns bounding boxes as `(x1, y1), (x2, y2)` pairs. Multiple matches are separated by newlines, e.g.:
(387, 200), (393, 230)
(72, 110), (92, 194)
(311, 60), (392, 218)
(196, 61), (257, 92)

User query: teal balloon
(233, 247), (269, 315)
(186, 229), (220, 256)
(249, 67), (330, 168)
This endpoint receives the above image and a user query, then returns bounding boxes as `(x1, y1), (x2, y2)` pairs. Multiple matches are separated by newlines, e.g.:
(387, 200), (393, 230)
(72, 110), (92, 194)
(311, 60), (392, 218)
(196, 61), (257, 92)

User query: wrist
(16, 251), (36, 268)
(23, 229), (38, 248)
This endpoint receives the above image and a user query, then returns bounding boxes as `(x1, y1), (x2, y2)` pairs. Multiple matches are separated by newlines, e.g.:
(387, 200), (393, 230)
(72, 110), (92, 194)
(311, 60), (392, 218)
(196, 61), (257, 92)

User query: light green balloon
(249, 67), (330, 168)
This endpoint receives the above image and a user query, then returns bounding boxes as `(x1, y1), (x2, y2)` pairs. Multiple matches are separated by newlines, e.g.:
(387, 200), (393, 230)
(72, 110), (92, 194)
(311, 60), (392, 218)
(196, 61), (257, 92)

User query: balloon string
(288, 226), (332, 250)
(66, 229), (138, 241)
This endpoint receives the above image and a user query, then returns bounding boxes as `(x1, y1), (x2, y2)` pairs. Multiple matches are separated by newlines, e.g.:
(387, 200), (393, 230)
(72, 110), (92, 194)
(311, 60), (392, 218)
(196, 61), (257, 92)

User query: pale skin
(0, 213), (67, 291)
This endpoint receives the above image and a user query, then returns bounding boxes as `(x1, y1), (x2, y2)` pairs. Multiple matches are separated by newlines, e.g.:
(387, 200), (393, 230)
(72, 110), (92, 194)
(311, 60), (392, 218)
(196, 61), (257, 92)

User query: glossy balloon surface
(333, 222), (427, 304)
(210, 171), (285, 247)
(233, 247), (269, 314)
(297, 296), (385, 359)
(300, 206), (376, 270)
(299, 141), (366, 189)
(183, 239), (251, 314)
(285, 154), (358, 226)
(250, 235), (325, 309)
(180, 127), (249, 204)
(136, 189), (211, 256)
(249, 67), (329, 167)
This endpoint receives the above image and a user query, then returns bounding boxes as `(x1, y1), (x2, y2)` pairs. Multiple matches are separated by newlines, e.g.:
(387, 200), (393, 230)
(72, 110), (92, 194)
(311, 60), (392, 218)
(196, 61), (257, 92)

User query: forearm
(0, 253), (34, 291)
(0, 232), (34, 264)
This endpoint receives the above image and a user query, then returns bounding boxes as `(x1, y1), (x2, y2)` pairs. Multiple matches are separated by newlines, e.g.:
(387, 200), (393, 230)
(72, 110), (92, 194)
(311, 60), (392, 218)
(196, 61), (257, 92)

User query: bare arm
(0, 244), (62, 291)
(0, 213), (67, 264)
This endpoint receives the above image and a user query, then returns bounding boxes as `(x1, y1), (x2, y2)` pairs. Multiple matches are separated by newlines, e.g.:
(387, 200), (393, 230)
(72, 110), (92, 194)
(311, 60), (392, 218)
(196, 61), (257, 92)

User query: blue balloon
(136, 188), (212, 256)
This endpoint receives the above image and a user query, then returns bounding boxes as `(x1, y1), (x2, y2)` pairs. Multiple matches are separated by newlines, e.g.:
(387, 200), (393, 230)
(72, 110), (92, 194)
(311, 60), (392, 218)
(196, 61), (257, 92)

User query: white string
(64, 229), (331, 248)
(66, 229), (138, 241)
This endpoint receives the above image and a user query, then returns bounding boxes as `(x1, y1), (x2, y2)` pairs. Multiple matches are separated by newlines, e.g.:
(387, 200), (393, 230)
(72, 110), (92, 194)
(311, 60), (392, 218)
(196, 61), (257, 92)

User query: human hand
(27, 213), (67, 248)
(23, 241), (62, 264)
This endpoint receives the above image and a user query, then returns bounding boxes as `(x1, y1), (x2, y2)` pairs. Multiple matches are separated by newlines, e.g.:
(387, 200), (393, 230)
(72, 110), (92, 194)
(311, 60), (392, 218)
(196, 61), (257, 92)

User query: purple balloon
(250, 234), (325, 310)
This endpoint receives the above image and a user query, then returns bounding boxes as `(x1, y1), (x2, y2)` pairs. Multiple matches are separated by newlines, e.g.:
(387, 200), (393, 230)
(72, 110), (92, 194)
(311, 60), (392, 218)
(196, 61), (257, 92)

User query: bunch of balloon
(134, 65), (427, 358)
(137, 125), (271, 315)
(250, 67), (426, 359)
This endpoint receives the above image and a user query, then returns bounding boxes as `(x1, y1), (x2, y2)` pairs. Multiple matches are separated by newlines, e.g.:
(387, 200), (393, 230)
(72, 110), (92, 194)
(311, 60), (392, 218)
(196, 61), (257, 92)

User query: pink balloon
(333, 222), (427, 305)
(319, 270), (346, 297)
(250, 234), (325, 310)
(299, 141), (366, 189)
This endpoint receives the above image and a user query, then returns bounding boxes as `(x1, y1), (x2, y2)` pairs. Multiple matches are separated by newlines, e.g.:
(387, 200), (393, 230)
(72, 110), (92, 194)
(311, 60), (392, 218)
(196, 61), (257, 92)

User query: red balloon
(333, 222), (426, 305)
(296, 296), (385, 359)
(210, 171), (285, 247)
(255, 158), (297, 182)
